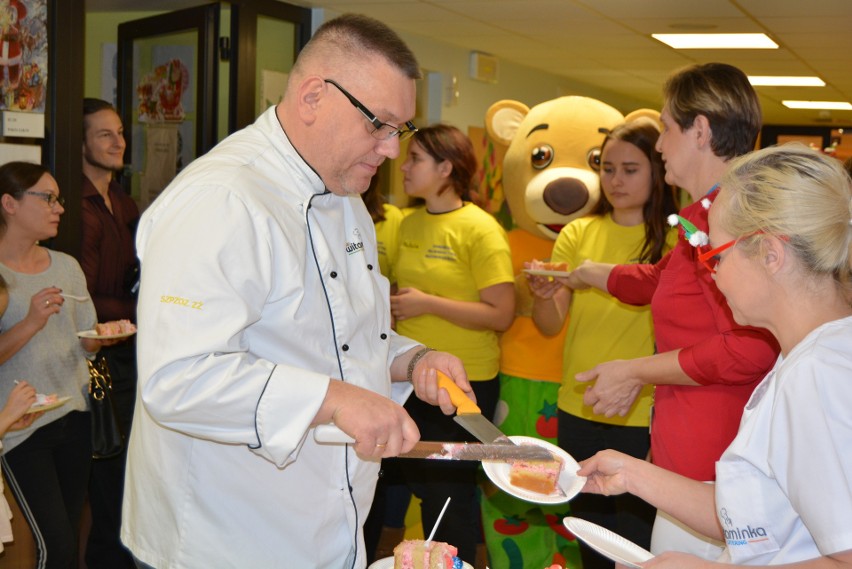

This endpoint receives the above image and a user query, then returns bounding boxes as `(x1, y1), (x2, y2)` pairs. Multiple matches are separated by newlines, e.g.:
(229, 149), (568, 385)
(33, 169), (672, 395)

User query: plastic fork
(60, 293), (90, 301)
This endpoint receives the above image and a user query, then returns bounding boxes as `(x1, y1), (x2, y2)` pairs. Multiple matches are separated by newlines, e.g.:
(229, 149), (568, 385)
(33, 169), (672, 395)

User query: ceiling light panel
(749, 76), (826, 87)
(652, 33), (778, 49)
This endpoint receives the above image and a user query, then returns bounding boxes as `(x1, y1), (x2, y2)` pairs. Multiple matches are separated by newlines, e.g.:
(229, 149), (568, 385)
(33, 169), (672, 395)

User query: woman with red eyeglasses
(578, 143), (852, 568)
(561, 63), (780, 558)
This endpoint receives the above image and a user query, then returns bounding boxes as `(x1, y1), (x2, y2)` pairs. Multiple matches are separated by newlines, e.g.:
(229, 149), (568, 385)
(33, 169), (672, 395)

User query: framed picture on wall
(116, 4), (218, 209)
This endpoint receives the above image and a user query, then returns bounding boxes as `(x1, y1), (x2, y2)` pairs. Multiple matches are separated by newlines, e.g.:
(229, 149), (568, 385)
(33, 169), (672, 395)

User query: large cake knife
(313, 425), (553, 462)
(435, 371), (516, 445)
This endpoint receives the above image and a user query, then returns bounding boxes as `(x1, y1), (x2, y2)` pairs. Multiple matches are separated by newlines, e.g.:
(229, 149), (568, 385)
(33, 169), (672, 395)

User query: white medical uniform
(121, 107), (418, 569)
(715, 315), (852, 565)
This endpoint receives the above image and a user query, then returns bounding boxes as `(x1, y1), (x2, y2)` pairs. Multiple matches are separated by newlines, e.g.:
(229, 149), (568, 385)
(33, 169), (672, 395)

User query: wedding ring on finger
(45, 300), (50, 307)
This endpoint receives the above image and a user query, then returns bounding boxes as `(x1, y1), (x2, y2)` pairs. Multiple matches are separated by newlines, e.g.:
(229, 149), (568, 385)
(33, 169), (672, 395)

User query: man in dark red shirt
(80, 97), (139, 569)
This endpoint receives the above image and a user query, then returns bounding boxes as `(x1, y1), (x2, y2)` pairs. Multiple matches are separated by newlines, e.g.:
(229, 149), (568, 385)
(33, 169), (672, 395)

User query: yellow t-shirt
(375, 203), (403, 281)
(394, 203), (514, 380)
(552, 214), (676, 427)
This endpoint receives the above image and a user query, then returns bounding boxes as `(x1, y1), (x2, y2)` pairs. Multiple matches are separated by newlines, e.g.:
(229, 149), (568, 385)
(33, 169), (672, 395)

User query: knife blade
(313, 425), (554, 462)
(436, 371), (514, 445)
(400, 441), (554, 461)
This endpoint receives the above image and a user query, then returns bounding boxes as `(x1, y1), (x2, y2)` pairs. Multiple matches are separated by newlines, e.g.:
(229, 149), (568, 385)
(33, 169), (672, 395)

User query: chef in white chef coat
(120, 14), (472, 569)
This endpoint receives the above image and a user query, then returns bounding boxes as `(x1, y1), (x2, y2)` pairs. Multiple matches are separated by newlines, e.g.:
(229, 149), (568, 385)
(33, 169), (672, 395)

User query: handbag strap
(88, 356), (113, 401)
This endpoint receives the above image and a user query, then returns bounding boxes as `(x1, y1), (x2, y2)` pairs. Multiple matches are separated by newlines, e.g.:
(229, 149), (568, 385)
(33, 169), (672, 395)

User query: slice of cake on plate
(509, 454), (564, 495)
(95, 319), (137, 336)
(393, 539), (463, 569)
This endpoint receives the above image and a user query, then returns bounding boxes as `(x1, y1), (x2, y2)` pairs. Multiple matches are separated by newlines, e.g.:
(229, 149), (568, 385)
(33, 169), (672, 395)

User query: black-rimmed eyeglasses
(324, 79), (417, 141)
(24, 191), (65, 208)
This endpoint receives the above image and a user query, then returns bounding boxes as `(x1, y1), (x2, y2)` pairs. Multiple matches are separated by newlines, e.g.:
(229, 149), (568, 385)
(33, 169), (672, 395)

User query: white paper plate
(26, 395), (71, 414)
(563, 517), (653, 569)
(77, 329), (136, 340)
(522, 268), (571, 278)
(368, 556), (472, 569)
(482, 436), (585, 504)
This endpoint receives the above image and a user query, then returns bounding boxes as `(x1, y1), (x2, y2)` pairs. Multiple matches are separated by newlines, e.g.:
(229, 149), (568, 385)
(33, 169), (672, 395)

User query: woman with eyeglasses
(578, 143), (852, 569)
(561, 63), (780, 558)
(390, 124), (515, 564)
(0, 161), (101, 569)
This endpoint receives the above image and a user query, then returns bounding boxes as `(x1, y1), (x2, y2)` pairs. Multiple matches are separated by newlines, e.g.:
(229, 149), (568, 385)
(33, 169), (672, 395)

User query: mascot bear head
(485, 96), (626, 240)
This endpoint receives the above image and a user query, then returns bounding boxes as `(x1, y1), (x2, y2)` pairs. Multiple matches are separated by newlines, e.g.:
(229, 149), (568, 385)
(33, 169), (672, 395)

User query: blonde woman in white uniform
(577, 143), (852, 568)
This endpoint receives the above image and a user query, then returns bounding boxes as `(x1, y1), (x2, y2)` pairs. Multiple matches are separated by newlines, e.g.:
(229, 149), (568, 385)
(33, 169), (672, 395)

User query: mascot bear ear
(623, 108), (662, 131)
(485, 100), (530, 146)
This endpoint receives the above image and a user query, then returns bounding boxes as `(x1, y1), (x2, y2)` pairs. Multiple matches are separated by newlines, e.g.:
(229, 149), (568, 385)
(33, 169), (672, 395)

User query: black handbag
(88, 356), (125, 459)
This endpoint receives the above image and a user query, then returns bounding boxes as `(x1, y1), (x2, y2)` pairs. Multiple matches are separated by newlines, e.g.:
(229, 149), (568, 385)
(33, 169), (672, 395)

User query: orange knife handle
(436, 371), (481, 414)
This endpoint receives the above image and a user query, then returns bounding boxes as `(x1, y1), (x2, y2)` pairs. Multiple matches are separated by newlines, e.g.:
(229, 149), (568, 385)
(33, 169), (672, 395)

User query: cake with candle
(392, 539), (463, 569)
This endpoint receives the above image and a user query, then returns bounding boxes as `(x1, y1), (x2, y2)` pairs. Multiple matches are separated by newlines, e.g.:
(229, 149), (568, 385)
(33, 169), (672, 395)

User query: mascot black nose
(542, 178), (590, 215)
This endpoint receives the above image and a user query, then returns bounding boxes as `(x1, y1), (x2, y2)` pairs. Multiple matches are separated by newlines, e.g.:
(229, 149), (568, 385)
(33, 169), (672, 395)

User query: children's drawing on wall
(132, 43), (195, 209)
(469, 125), (512, 230)
(0, 0), (47, 112)
(136, 57), (189, 121)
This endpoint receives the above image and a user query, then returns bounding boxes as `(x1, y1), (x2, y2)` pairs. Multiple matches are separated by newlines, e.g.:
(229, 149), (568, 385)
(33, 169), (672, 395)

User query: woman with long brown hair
(391, 124), (515, 565)
(527, 117), (678, 568)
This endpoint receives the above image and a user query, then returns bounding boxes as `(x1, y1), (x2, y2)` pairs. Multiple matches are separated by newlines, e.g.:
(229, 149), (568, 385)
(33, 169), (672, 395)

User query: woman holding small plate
(579, 144), (852, 568)
(0, 161), (102, 569)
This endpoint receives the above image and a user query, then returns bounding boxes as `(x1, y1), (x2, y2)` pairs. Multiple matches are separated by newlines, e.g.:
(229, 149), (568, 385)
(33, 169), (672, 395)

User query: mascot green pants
(481, 374), (583, 569)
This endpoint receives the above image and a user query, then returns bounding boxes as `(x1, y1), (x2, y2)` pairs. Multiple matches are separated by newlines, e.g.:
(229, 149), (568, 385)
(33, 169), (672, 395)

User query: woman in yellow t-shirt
(362, 178), (404, 281)
(391, 124), (514, 564)
(528, 118), (678, 568)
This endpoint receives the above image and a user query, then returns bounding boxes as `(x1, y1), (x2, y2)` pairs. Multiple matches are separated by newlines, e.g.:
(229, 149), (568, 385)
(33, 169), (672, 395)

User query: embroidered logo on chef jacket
(715, 462), (781, 560)
(722, 521), (772, 547)
(345, 228), (364, 255)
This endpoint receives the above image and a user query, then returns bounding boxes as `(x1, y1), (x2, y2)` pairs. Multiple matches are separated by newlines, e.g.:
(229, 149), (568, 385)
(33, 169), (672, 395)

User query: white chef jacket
(715, 315), (852, 565)
(121, 106), (419, 569)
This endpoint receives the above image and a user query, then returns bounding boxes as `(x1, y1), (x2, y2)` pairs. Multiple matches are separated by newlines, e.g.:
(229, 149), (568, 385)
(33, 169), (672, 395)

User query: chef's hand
(318, 381), (420, 459)
(410, 350), (472, 415)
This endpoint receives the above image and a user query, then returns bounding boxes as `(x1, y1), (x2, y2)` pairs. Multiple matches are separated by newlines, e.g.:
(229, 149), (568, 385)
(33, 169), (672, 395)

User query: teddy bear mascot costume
(481, 96), (625, 569)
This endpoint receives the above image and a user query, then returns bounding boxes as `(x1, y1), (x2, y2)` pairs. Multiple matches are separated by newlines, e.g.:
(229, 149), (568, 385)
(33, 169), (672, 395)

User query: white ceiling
(87, 0), (852, 126)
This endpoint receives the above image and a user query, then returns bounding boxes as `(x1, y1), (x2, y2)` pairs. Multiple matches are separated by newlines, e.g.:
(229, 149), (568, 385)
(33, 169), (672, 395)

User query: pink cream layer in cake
(509, 456), (563, 494)
(35, 393), (58, 405)
(392, 539), (462, 569)
(95, 319), (136, 336)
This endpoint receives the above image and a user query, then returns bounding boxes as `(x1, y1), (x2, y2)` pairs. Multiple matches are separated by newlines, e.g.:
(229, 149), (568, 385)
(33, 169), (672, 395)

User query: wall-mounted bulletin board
(0, 0), (47, 166)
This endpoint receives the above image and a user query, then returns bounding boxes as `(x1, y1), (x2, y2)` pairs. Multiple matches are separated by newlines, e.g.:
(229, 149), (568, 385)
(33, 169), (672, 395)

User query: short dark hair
(0, 161), (51, 233)
(296, 13), (421, 80)
(83, 97), (116, 117)
(83, 97), (120, 138)
(663, 63), (761, 160)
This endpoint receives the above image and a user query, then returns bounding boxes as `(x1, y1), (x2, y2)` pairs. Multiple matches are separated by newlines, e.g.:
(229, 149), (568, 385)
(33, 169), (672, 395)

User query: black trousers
(85, 341), (137, 569)
(4, 411), (92, 569)
(394, 377), (500, 565)
(558, 410), (655, 569)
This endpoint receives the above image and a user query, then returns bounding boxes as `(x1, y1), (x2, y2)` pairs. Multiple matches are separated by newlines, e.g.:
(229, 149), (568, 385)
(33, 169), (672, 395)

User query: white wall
(400, 31), (654, 131)
(313, 8), (655, 132)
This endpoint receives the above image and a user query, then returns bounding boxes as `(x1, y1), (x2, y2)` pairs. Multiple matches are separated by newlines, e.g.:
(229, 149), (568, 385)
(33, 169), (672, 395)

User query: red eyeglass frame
(697, 239), (737, 274)
(697, 231), (786, 273)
